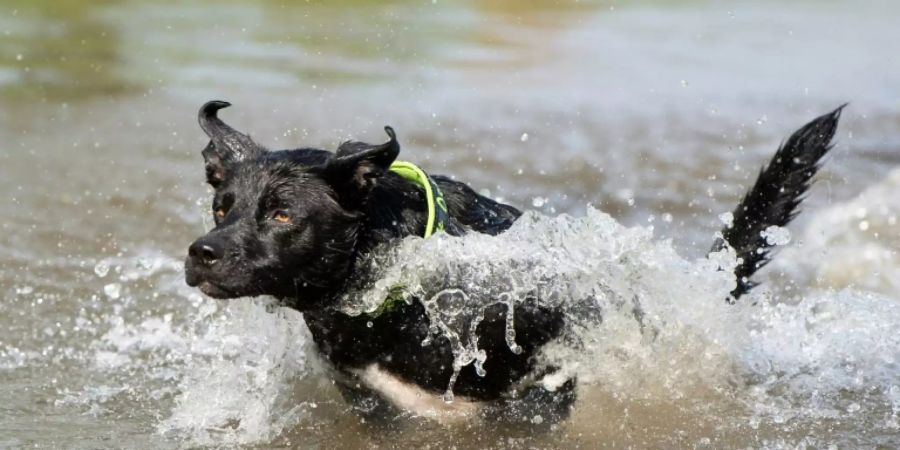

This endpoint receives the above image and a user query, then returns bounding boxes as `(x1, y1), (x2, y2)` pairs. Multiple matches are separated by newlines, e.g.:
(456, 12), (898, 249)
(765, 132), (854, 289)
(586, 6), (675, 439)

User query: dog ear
(324, 126), (400, 208)
(198, 100), (265, 186)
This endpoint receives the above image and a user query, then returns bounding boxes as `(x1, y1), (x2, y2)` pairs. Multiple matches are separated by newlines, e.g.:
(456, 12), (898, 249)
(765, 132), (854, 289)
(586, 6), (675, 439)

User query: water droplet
(520, 133), (529, 142)
(103, 283), (121, 300)
(719, 212), (734, 228)
(15, 285), (33, 295)
(760, 225), (791, 246)
(94, 261), (110, 277)
(532, 197), (547, 208)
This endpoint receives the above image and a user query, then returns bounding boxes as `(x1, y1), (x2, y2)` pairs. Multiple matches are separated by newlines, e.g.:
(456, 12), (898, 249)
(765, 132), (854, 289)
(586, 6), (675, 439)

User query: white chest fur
(354, 364), (480, 423)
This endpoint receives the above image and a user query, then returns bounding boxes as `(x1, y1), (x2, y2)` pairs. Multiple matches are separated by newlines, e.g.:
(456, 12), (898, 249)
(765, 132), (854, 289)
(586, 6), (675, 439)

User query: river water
(1, 0), (899, 448)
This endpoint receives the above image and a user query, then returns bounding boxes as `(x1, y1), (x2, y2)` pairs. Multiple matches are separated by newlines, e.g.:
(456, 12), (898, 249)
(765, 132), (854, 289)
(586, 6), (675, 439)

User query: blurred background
(1, 0), (898, 447)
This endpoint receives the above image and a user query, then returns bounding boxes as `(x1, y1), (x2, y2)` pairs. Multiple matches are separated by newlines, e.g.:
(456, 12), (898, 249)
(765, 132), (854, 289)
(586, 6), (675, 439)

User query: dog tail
(712, 105), (845, 300)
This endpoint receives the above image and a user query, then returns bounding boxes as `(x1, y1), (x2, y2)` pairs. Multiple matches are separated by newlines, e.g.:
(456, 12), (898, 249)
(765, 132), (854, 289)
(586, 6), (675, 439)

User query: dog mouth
(185, 269), (241, 299)
(195, 281), (238, 299)
(184, 261), (241, 299)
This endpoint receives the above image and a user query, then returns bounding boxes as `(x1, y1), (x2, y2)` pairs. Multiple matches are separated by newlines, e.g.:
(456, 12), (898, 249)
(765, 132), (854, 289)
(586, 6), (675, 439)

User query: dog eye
(273, 211), (292, 224)
(214, 207), (227, 219)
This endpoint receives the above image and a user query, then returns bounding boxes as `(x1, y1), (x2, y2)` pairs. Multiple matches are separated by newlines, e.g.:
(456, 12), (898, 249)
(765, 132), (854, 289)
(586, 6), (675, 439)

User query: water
(2, 0), (899, 447)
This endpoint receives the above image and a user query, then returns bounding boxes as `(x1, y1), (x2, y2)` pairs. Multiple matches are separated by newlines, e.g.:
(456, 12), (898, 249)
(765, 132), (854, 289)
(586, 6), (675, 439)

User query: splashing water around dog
(5, 2), (900, 447)
(339, 207), (741, 399)
(162, 203), (900, 446)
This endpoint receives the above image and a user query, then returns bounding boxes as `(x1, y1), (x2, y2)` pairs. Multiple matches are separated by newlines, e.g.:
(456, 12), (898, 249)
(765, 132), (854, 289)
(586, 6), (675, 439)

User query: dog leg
(712, 105), (845, 299)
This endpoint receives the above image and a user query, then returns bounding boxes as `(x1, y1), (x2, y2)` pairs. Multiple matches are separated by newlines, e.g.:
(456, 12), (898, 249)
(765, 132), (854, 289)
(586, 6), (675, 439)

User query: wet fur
(711, 106), (845, 299)
(185, 101), (842, 424)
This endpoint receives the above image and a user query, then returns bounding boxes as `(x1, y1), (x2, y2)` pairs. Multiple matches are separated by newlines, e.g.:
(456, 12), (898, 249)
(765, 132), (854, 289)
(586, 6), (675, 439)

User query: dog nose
(188, 239), (224, 266)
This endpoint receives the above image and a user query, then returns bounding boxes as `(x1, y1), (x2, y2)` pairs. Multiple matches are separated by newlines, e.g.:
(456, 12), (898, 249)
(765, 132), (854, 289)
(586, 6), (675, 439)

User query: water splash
(773, 166), (900, 296)
(66, 253), (318, 447)
(153, 300), (313, 446)
(339, 206), (741, 395)
(333, 204), (900, 442)
(58, 195), (900, 446)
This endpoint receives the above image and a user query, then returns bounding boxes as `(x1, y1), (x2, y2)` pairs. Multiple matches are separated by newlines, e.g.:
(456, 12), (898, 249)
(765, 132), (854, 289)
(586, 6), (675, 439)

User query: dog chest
(353, 364), (480, 423)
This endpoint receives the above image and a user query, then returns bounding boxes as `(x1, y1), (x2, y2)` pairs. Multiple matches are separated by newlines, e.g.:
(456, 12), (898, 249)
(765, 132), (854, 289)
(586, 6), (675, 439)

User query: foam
(773, 166), (900, 295)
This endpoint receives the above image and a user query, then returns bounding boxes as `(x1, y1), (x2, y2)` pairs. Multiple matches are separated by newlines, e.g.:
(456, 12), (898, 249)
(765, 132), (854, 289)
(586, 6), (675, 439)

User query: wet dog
(184, 100), (843, 424)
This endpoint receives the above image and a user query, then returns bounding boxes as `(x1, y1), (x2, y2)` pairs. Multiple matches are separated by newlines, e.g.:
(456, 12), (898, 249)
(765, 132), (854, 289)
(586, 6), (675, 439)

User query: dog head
(184, 101), (400, 306)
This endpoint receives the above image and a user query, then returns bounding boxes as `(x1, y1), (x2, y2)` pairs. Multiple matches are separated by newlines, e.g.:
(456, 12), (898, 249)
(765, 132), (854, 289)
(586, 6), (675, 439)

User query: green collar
(367, 161), (451, 317)
(389, 160), (450, 238)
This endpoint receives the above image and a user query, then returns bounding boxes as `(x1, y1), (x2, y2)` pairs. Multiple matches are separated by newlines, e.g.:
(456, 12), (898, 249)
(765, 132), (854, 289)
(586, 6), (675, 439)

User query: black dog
(184, 100), (843, 424)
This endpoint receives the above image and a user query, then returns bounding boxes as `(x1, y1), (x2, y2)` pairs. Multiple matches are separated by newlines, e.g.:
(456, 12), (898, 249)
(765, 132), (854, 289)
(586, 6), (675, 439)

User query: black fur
(184, 101), (842, 423)
(711, 106), (844, 299)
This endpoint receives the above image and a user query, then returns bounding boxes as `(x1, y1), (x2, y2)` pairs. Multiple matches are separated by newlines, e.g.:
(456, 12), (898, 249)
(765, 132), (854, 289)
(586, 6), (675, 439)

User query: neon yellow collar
(389, 161), (449, 238)
(368, 161), (452, 317)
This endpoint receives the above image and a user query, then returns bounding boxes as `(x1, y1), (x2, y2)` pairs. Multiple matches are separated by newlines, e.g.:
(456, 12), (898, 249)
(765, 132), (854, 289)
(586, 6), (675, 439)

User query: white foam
(89, 288), (314, 446)
(154, 300), (313, 446)
(774, 166), (900, 295)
